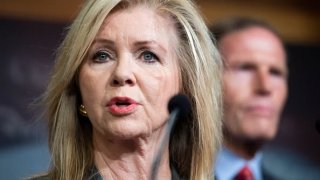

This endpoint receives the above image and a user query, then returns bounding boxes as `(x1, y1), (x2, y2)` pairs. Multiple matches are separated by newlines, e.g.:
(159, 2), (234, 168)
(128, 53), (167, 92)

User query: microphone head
(168, 94), (192, 119)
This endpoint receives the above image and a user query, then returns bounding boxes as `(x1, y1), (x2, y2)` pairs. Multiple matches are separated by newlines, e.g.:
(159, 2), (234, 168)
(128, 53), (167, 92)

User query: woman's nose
(110, 57), (136, 86)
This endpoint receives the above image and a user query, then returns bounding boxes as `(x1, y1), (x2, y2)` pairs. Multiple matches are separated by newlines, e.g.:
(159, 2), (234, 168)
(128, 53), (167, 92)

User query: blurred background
(0, 0), (319, 179)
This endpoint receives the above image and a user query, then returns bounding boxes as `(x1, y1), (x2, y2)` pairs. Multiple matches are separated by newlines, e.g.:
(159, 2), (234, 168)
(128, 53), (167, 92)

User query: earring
(79, 104), (88, 117)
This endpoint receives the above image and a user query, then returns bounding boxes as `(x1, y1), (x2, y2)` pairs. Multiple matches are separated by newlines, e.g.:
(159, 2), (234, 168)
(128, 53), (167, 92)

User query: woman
(37, 0), (222, 179)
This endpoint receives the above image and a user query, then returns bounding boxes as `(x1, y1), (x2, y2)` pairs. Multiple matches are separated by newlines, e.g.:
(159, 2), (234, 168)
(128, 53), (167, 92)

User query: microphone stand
(151, 109), (179, 180)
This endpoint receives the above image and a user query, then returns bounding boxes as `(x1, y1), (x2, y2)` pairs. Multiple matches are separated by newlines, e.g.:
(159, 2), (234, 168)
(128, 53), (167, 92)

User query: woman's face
(79, 6), (180, 139)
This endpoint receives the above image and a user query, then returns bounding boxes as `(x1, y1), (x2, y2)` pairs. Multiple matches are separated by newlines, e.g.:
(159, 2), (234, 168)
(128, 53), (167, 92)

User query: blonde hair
(41, 0), (222, 179)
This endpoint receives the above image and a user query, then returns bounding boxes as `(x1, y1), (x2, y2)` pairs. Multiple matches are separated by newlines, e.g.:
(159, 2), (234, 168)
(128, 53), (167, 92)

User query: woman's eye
(141, 51), (158, 63)
(92, 51), (111, 62)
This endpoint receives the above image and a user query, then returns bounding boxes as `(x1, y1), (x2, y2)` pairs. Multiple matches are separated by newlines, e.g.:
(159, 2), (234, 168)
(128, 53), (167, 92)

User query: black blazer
(261, 147), (320, 180)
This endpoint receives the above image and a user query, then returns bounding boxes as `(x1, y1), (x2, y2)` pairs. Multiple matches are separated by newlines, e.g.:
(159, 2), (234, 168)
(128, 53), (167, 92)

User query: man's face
(220, 27), (288, 142)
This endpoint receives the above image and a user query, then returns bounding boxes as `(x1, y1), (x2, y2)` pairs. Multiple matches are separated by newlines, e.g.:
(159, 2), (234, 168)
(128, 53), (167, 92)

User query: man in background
(210, 17), (320, 180)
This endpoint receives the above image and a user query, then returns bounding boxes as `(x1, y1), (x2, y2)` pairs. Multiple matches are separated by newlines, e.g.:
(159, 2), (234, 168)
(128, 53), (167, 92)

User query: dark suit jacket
(261, 147), (320, 180)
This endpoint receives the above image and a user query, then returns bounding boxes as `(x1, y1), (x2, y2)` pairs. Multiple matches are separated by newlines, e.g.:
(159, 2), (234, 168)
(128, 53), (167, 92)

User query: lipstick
(106, 97), (138, 116)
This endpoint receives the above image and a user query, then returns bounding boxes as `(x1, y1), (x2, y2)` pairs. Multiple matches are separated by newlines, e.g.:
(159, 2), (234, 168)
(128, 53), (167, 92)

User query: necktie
(234, 165), (254, 180)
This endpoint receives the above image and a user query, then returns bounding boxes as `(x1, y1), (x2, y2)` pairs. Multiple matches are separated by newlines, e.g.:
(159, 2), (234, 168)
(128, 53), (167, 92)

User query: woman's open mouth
(107, 97), (138, 116)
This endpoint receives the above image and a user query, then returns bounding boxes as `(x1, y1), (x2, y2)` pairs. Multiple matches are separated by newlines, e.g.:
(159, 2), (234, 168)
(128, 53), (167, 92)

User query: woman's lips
(106, 97), (138, 116)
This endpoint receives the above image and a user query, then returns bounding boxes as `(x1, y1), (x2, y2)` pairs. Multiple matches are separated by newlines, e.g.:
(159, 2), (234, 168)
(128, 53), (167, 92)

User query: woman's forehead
(95, 5), (178, 49)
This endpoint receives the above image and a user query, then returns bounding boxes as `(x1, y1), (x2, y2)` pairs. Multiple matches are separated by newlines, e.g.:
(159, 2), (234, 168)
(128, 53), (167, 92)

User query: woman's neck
(93, 131), (172, 180)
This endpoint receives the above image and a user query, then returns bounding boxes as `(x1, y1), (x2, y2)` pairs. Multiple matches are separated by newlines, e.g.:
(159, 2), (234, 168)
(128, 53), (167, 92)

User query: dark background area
(0, 0), (320, 179)
(0, 18), (62, 179)
(0, 18), (61, 146)
(274, 43), (320, 162)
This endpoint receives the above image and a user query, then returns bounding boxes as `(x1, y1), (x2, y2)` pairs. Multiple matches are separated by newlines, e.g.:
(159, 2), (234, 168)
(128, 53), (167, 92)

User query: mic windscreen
(168, 94), (191, 119)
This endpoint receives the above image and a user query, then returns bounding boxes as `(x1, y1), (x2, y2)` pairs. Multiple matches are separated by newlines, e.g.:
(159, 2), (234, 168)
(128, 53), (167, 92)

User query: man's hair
(209, 17), (282, 43)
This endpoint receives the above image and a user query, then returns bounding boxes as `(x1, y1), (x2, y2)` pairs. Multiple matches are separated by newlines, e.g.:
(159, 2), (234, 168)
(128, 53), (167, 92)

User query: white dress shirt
(215, 146), (263, 180)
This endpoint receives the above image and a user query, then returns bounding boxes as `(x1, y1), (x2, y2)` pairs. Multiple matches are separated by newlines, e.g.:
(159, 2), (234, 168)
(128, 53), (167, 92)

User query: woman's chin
(105, 123), (151, 140)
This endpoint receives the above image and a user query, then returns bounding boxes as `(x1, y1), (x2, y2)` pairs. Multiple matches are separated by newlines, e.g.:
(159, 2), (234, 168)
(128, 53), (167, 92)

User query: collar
(215, 146), (263, 180)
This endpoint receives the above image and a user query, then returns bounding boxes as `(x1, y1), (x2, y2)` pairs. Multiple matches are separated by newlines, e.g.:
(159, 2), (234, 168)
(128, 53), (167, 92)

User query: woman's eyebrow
(92, 38), (115, 47)
(133, 40), (167, 54)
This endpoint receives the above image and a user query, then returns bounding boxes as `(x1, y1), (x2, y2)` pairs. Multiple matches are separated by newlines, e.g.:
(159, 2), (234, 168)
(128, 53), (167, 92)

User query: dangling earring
(79, 104), (88, 117)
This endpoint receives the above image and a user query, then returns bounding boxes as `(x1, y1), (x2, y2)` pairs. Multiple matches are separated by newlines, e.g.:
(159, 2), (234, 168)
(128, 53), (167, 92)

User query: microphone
(315, 118), (320, 134)
(168, 94), (192, 121)
(151, 94), (191, 180)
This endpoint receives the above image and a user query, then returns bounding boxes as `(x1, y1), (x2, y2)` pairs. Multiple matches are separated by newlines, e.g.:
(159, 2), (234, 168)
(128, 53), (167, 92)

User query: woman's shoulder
(28, 174), (50, 180)
(31, 177), (50, 180)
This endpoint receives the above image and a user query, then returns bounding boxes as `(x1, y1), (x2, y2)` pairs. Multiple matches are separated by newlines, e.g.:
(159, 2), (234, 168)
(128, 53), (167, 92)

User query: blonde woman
(34, 0), (222, 179)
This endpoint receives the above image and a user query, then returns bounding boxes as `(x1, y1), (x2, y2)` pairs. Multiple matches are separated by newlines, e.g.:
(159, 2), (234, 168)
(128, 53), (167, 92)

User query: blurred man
(210, 17), (320, 180)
